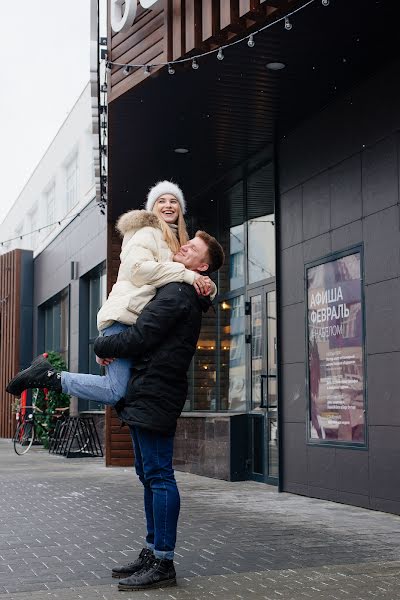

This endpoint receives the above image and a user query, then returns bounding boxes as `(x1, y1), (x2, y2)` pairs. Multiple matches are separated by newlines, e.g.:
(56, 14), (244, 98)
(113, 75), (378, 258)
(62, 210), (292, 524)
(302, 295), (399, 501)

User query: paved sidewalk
(1, 439), (400, 599)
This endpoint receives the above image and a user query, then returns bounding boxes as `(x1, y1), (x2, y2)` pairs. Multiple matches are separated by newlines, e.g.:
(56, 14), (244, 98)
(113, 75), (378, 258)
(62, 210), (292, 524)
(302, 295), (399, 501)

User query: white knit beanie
(145, 180), (186, 214)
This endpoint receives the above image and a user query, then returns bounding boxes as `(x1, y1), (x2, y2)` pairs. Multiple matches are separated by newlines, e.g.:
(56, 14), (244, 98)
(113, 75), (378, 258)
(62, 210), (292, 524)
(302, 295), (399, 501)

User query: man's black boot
(118, 557), (176, 591)
(111, 548), (154, 579)
(6, 356), (62, 397)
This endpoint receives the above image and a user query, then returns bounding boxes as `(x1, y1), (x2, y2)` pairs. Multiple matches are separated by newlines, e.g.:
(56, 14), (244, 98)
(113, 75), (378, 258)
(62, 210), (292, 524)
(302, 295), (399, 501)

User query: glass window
(219, 295), (246, 411)
(83, 266), (107, 411)
(251, 294), (263, 409)
(189, 307), (217, 411)
(46, 185), (56, 232)
(218, 182), (245, 294)
(248, 215), (275, 283)
(88, 267), (107, 372)
(247, 163), (275, 283)
(66, 155), (78, 211)
(29, 209), (38, 249)
(230, 224), (245, 290)
(42, 288), (69, 366)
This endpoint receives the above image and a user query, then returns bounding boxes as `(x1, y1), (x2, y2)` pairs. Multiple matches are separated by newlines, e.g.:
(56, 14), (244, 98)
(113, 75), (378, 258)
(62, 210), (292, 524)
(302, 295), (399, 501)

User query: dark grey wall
(279, 62), (400, 513)
(33, 200), (107, 375)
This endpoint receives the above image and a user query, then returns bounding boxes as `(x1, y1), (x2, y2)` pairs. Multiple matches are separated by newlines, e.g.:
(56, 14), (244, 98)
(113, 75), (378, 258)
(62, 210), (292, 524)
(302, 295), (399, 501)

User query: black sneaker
(6, 356), (62, 397)
(112, 548), (154, 579)
(118, 557), (176, 591)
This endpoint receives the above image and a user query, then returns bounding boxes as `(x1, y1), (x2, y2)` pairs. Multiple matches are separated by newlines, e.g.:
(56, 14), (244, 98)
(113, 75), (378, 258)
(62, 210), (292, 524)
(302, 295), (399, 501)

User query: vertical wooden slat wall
(108, 0), (289, 103)
(0, 250), (21, 438)
(105, 222), (134, 467)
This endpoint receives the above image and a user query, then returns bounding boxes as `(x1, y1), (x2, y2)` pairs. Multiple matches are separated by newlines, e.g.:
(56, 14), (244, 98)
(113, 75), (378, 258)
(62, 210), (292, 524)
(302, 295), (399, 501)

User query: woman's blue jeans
(61, 322), (132, 405)
(130, 426), (180, 560)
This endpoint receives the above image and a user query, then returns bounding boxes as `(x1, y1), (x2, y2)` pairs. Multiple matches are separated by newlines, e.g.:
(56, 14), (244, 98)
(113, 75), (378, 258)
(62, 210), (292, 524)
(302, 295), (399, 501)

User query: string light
(144, 65), (151, 76)
(123, 65), (132, 76)
(284, 17), (292, 30)
(217, 48), (224, 61)
(0, 202), (102, 249)
(103, 0), (321, 74)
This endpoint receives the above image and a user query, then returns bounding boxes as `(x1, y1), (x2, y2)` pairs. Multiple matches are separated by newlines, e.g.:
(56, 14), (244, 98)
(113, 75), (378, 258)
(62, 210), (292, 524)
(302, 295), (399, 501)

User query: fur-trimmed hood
(116, 210), (162, 237)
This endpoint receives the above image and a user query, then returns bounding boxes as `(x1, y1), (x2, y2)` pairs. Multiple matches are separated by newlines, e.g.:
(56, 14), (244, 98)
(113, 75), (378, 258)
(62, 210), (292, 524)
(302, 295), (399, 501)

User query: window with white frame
(46, 184), (56, 231)
(66, 155), (78, 211)
(14, 223), (23, 249)
(29, 208), (38, 249)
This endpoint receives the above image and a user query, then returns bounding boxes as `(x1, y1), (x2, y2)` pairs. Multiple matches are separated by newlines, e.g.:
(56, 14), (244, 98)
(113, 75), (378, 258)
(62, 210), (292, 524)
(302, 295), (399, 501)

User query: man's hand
(193, 273), (212, 296)
(96, 355), (115, 366)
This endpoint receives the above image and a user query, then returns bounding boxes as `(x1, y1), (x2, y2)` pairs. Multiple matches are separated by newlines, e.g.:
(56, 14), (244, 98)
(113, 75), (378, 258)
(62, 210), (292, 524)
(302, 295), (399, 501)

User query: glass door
(247, 285), (278, 484)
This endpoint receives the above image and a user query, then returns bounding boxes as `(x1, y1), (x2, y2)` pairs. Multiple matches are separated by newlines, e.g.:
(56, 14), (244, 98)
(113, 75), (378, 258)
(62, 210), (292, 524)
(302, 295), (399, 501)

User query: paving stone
(1, 440), (400, 598)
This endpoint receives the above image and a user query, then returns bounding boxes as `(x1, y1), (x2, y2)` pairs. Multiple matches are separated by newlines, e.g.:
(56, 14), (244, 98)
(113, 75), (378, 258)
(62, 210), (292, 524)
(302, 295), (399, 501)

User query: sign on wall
(111, 0), (160, 33)
(306, 248), (366, 445)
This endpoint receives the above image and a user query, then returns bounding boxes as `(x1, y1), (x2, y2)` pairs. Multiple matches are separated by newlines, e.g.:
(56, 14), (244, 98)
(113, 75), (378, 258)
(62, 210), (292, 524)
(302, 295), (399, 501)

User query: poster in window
(307, 250), (365, 444)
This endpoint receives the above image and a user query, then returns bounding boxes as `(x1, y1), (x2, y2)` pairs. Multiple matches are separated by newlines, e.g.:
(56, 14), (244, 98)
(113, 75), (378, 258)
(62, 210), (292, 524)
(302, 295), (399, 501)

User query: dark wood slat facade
(108, 0), (295, 102)
(0, 250), (32, 438)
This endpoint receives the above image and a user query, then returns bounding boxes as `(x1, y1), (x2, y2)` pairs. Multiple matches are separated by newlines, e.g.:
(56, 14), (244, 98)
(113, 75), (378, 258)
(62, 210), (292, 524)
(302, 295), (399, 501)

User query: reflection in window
(229, 225), (245, 290)
(251, 295), (263, 409)
(85, 266), (107, 411)
(187, 306), (217, 411)
(42, 288), (69, 366)
(248, 214), (275, 283)
(220, 296), (246, 411)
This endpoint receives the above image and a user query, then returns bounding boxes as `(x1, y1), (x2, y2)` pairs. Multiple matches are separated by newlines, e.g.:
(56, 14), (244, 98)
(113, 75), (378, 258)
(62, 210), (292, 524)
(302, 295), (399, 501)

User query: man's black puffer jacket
(94, 282), (210, 435)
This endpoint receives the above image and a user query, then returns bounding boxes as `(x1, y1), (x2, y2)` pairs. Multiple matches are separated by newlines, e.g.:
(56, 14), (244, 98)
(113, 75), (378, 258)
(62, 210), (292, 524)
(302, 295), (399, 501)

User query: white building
(0, 83), (96, 257)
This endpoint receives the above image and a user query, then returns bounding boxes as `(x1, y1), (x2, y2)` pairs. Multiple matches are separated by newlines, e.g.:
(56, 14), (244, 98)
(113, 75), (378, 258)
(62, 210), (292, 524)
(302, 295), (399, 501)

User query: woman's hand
(193, 274), (213, 296)
(96, 355), (115, 366)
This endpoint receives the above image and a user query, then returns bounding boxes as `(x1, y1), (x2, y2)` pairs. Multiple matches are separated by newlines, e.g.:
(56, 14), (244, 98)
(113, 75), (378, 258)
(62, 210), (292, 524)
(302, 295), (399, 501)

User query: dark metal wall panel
(279, 63), (400, 513)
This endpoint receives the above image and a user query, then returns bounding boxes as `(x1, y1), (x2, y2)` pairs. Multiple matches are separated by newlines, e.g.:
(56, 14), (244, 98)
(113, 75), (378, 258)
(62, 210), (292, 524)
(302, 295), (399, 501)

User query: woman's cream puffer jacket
(97, 210), (196, 331)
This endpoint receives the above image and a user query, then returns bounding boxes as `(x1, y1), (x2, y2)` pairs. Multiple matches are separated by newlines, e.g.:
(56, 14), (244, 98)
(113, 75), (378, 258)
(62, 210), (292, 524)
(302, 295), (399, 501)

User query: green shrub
(34, 352), (70, 448)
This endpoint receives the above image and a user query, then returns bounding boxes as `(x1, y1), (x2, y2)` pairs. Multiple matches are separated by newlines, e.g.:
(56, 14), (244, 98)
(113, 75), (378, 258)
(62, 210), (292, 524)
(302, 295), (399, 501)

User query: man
(8, 231), (224, 591)
(95, 230), (224, 591)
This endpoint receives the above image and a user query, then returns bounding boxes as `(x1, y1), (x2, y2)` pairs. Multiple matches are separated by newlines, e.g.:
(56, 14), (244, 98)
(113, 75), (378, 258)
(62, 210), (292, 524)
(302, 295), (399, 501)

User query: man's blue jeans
(61, 322), (132, 405)
(130, 426), (180, 560)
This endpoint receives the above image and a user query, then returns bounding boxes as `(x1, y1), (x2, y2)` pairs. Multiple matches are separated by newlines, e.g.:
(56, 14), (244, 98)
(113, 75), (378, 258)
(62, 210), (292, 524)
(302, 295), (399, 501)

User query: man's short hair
(195, 230), (225, 274)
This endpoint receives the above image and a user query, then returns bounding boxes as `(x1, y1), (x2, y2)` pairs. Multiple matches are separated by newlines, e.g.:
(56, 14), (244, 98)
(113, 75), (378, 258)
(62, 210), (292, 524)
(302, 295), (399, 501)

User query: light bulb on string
(105, 61), (112, 71)
(217, 48), (224, 61)
(248, 34), (255, 48)
(144, 65), (151, 76)
(322, 0), (329, 5)
(168, 63), (175, 75)
(123, 65), (132, 76)
(284, 17), (292, 30)
(192, 58), (199, 70)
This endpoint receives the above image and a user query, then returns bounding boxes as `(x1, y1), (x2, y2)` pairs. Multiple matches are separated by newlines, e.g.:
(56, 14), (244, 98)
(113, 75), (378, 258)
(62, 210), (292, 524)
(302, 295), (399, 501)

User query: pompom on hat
(145, 180), (186, 214)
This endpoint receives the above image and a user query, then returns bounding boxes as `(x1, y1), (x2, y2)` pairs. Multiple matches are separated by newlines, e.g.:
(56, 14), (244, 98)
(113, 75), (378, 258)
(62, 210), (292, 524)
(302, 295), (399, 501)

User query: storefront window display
(219, 295), (246, 411)
(306, 248), (366, 445)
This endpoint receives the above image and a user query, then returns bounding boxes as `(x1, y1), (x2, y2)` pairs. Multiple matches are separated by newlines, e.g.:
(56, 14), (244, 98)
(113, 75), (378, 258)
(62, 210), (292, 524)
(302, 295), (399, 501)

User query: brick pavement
(1, 439), (400, 599)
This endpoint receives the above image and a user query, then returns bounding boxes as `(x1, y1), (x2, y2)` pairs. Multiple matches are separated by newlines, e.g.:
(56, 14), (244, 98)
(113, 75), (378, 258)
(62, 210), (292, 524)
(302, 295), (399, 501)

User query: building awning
(108, 0), (400, 219)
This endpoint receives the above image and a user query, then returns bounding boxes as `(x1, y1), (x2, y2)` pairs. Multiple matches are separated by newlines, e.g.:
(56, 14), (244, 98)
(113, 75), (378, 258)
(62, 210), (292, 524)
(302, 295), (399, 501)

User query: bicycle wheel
(13, 420), (35, 455)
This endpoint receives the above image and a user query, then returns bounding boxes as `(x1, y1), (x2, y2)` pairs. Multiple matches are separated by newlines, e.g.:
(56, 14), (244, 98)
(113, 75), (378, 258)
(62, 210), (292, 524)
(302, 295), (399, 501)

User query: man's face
(174, 236), (209, 272)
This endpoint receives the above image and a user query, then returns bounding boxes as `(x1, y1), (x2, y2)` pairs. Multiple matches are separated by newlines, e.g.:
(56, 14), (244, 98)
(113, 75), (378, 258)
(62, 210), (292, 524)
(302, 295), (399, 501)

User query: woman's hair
(152, 200), (189, 253)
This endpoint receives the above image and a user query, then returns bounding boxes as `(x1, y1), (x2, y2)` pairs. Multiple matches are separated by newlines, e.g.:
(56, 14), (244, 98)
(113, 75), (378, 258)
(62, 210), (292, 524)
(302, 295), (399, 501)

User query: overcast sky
(0, 0), (91, 224)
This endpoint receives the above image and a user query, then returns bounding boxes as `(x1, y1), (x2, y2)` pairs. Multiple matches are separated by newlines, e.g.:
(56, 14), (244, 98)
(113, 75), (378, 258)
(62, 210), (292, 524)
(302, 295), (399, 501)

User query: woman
(6, 181), (213, 403)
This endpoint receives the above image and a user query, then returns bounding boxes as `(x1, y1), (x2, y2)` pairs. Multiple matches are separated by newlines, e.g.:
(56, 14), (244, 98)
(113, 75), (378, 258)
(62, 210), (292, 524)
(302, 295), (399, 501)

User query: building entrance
(247, 285), (278, 484)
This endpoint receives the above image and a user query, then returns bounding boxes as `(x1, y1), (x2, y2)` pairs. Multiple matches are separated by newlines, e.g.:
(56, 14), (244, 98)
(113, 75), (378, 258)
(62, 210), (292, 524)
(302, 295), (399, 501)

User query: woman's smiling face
(155, 194), (179, 224)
